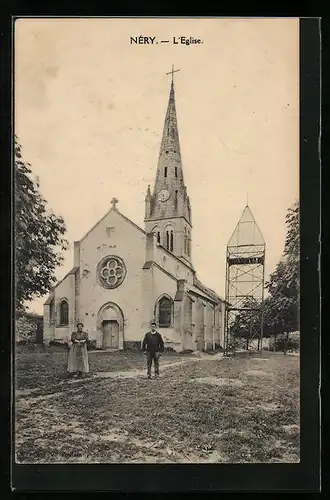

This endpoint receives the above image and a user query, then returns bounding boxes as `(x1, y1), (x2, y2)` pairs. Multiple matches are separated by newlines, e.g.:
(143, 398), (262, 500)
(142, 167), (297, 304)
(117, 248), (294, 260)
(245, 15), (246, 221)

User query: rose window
(97, 256), (126, 289)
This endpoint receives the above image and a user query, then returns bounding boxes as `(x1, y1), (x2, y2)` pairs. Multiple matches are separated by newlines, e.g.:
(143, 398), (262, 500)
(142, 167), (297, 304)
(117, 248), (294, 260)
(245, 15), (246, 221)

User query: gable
(79, 209), (145, 249)
(80, 208), (145, 243)
(78, 208), (146, 278)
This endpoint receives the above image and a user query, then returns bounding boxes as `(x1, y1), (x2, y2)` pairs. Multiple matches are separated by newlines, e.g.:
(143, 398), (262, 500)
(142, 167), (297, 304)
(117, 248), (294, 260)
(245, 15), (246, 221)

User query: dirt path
(16, 352), (224, 398)
(15, 352), (299, 464)
(16, 358), (195, 398)
(15, 352), (228, 463)
(94, 357), (196, 380)
(94, 351), (224, 379)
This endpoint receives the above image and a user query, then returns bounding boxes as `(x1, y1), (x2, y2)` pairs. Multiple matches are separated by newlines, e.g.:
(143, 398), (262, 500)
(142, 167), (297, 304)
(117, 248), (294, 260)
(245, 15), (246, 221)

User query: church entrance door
(102, 320), (119, 349)
(97, 302), (124, 350)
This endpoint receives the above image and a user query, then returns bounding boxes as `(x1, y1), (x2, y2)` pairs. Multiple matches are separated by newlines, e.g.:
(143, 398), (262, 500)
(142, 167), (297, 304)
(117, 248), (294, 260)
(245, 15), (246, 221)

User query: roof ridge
(80, 206), (146, 242)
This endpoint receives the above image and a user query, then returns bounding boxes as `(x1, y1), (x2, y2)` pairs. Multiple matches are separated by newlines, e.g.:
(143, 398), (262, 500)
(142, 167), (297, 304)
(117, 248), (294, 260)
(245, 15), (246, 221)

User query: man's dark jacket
(142, 331), (164, 354)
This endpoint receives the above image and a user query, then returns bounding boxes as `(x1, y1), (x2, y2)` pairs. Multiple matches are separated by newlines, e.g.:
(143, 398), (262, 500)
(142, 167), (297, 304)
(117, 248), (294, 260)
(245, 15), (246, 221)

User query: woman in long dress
(67, 322), (89, 378)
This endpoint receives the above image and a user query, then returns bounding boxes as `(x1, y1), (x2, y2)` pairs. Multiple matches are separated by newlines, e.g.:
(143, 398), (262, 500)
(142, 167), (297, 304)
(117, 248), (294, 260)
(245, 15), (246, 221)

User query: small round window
(97, 255), (127, 289)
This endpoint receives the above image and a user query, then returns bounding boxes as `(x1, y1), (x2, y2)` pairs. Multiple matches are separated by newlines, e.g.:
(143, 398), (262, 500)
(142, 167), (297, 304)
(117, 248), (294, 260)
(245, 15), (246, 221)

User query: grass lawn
(15, 344), (185, 390)
(15, 347), (300, 464)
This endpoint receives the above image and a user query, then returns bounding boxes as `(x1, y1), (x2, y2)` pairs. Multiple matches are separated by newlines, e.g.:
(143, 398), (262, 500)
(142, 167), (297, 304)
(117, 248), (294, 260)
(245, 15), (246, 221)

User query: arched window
(184, 228), (188, 254)
(158, 296), (173, 327)
(187, 230), (191, 256)
(164, 167), (167, 178)
(170, 230), (174, 252)
(166, 231), (170, 250)
(59, 300), (69, 326)
(175, 167), (178, 178)
(152, 227), (160, 245)
(165, 227), (174, 252)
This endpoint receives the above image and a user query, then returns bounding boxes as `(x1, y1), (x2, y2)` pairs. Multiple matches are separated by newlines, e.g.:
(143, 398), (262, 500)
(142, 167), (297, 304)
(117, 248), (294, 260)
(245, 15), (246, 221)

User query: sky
(14, 18), (299, 315)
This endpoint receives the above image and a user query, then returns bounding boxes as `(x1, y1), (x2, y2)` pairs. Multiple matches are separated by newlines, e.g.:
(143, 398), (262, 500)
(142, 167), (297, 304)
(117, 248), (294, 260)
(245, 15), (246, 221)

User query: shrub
(123, 341), (142, 351)
(49, 340), (69, 350)
(15, 312), (43, 343)
(164, 346), (176, 353)
(87, 339), (98, 350)
(269, 332), (300, 352)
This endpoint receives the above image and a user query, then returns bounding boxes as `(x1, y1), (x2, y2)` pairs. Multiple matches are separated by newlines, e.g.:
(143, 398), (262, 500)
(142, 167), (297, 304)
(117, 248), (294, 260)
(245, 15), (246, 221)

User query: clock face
(158, 189), (170, 202)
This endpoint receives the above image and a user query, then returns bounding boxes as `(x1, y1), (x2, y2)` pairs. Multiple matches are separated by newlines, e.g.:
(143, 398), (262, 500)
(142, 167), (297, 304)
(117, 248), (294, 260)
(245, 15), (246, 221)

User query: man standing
(141, 321), (164, 379)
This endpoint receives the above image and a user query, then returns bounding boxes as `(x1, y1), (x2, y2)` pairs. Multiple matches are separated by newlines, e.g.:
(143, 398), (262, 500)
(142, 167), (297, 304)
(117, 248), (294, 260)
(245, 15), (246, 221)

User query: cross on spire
(166, 64), (180, 84)
(111, 197), (118, 210)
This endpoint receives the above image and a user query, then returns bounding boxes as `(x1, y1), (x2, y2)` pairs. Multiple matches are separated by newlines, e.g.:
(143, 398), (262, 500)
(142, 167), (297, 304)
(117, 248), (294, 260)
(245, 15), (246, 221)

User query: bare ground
(15, 348), (300, 464)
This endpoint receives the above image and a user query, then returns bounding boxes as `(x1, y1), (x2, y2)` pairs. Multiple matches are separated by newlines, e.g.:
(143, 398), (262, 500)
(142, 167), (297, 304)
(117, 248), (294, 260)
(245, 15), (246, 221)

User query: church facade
(43, 78), (225, 352)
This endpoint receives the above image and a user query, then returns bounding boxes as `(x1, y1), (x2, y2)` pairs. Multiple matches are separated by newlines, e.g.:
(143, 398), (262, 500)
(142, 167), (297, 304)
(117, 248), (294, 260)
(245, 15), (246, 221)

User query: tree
(266, 260), (298, 351)
(15, 136), (68, 312)
(265, 200), (300, 352)
(229, 297), (263, 350)
(284, 199), (300, 330)
(284, 200), (300, 288)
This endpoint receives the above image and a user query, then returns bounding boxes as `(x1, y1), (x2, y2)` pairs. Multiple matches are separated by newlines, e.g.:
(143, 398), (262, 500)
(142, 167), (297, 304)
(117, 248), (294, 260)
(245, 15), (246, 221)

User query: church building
(43, 74), (226, 352)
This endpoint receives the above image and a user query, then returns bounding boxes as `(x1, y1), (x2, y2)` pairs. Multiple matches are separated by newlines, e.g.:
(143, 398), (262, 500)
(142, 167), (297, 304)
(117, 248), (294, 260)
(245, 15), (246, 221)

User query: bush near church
(15, 312), (43, 344)
(268, 331), (300, 352)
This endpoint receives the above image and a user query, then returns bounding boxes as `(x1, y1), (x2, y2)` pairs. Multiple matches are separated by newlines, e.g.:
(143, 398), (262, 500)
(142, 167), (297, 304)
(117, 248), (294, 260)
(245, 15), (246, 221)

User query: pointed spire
(145, 72), (192, 227)
(228, 205), (265, 248)
(169, 79), (175, 101)
(162, 80), (179, 146)
(166, 64), (180, 88)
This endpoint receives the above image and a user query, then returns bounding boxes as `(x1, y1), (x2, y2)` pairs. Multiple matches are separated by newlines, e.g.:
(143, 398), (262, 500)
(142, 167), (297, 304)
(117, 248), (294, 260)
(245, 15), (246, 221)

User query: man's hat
(150, 320), (157, 326)
(76, 322), (84, 327)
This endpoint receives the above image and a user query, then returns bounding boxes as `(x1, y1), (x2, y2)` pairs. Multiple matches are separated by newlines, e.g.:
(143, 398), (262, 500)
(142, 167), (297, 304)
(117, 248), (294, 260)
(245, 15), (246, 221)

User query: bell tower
(144, 66), (192, 267)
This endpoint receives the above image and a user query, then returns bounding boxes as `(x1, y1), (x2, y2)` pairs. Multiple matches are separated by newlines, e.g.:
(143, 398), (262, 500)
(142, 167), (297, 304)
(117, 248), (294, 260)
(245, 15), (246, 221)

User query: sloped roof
(47, 266), (79, 297)
(228, 205), (265, 248)
(56, 266), (79, 287)
(80, 207), (146, 242)
(157, 240), (194, 272)
(192, 276), (225, 303)
(44, 292), (54, 305)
